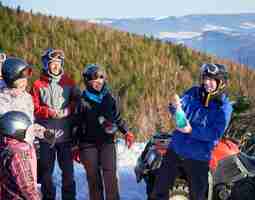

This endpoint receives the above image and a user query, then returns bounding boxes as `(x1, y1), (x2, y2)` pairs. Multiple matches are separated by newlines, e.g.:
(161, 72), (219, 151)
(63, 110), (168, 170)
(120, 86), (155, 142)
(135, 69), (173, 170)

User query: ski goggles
(43, 49), (64, 61)
(201, 63), (219, 75)
(0, 53), (6, 63)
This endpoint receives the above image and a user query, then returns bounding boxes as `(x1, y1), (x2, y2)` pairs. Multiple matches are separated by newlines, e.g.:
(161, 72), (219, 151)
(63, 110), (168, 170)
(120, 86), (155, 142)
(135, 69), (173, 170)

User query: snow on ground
(53, 139), (147, 200)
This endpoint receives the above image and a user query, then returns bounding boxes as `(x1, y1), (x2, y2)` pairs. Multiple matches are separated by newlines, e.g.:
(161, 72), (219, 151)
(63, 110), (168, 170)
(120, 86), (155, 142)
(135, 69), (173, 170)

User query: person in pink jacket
(0, 111), (41, 200)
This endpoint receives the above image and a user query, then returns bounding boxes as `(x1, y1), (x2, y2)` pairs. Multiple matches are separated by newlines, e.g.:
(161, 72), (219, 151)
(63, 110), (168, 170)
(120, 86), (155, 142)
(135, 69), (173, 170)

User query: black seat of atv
(239, 152), (255, 174)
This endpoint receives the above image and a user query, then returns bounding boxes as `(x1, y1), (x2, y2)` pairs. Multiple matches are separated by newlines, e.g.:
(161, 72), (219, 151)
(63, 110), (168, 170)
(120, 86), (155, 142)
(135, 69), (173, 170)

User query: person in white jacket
(0, 57), (46, 143)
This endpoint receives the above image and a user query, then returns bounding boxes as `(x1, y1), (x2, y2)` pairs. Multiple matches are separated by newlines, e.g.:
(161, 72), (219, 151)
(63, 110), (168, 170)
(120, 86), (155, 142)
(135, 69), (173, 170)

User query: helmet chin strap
(203, 80), (225, 107)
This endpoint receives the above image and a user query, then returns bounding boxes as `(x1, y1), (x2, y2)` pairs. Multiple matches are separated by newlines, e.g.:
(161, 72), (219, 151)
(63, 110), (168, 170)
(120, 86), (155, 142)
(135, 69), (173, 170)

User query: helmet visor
(15, 129), (27, 141)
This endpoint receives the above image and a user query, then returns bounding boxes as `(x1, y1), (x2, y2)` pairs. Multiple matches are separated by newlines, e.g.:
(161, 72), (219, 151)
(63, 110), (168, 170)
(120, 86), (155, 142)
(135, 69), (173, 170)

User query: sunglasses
(89, 72), (106, 81)
(201, 64), (219, 75)
(0, 53), (6, 63)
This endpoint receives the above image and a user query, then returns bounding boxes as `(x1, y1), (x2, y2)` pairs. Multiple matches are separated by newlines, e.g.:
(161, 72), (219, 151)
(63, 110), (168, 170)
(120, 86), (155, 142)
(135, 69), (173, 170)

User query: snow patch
(202, 24), (234, 32)
(154, 16), (169, 21)
(158, 31), (202, 39)
(240, 22), (255, 29)
(87, 19), (113, 24)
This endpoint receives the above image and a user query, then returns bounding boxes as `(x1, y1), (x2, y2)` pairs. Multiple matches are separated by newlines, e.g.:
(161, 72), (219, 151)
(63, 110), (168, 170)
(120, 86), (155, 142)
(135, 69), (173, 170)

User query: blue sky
(2, 0), (255, 19)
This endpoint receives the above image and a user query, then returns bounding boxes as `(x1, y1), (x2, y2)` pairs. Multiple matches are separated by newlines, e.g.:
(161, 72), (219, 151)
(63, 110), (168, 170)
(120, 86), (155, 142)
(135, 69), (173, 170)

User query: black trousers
(39, 141), (76, 200)
(151, 148), (209, 200)
(144, 170), (158, 200)
(79, 142), (120, 200)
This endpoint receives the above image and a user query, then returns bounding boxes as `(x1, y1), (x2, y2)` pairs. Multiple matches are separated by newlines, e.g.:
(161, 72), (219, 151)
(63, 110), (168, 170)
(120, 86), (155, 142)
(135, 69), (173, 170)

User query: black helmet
(201, 63), (228, 83)
(2, 57), (32, 87)
(0, 111), (32, 141)
(200, 63), (229, 106)
(82, 64), (106, 86)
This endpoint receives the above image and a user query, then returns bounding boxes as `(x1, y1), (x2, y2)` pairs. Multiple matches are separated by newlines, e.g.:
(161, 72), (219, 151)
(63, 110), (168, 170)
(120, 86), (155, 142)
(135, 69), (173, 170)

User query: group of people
(0, 47), (233, 200)
(0, 48), (134, 200)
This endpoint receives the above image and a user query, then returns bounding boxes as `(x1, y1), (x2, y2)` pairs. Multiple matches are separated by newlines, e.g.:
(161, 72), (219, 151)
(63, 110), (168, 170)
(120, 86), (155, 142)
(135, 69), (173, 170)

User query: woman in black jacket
(76, 64), (135, 200)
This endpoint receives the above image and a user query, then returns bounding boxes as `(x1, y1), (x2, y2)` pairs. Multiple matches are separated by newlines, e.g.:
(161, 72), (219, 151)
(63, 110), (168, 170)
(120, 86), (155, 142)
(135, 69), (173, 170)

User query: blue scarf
(82, 87), (108, 104)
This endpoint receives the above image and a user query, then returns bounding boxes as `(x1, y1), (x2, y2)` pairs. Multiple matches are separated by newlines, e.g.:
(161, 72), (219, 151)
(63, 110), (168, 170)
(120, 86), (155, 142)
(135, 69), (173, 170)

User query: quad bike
(135, 96), (255, 200)
(135, 132), (255, 200)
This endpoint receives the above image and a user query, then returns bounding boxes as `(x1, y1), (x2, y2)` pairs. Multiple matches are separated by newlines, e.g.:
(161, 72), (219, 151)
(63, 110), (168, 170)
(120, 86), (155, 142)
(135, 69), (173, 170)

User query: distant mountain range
(88, 14), (255, 68)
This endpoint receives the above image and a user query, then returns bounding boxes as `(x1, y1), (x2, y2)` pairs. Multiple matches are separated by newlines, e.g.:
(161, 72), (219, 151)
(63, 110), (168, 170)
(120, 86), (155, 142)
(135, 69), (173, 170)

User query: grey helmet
(1, 57), (32, 87)
(0, 111), (32, 141)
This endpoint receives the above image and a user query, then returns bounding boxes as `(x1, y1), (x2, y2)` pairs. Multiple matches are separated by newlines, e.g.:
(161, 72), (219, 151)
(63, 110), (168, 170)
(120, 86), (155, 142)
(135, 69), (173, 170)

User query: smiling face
(88, 76), (105, 92)
(48, 60), (62, 76)
(202, 76), (218, 93)
(13, 78), (28, 92)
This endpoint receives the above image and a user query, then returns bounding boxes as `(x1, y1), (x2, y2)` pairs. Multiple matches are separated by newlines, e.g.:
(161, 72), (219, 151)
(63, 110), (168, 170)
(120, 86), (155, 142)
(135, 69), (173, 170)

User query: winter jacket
(169, 86), (233, 161)
(30, 73), (80, 143)
(75, 89), (129, 145)
(0, 137), (40, 200)
(0, 88), (34, 121)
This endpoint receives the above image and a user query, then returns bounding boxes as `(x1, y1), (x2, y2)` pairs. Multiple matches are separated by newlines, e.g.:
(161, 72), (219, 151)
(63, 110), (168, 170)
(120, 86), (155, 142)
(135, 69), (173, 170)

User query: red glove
(125, 132), (135, 149)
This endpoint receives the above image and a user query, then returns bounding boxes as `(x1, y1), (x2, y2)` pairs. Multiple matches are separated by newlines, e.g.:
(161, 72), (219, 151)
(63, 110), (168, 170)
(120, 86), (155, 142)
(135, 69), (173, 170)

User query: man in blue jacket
(151, 63), (233, 200)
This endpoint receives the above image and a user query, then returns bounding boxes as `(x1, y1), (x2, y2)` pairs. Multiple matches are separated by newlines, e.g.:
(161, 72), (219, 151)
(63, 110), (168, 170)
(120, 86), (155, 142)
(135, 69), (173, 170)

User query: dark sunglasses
(89, 72), (106, 81)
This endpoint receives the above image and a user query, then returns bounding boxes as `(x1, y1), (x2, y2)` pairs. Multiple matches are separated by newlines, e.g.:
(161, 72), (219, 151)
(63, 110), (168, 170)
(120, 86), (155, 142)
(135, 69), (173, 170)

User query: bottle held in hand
(175, 107), (188, 128)
(173, 94), (188, 129)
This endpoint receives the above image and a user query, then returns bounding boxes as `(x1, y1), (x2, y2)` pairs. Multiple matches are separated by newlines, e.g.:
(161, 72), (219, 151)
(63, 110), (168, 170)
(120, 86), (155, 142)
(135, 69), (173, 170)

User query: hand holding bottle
(170, 94), (192, 133)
